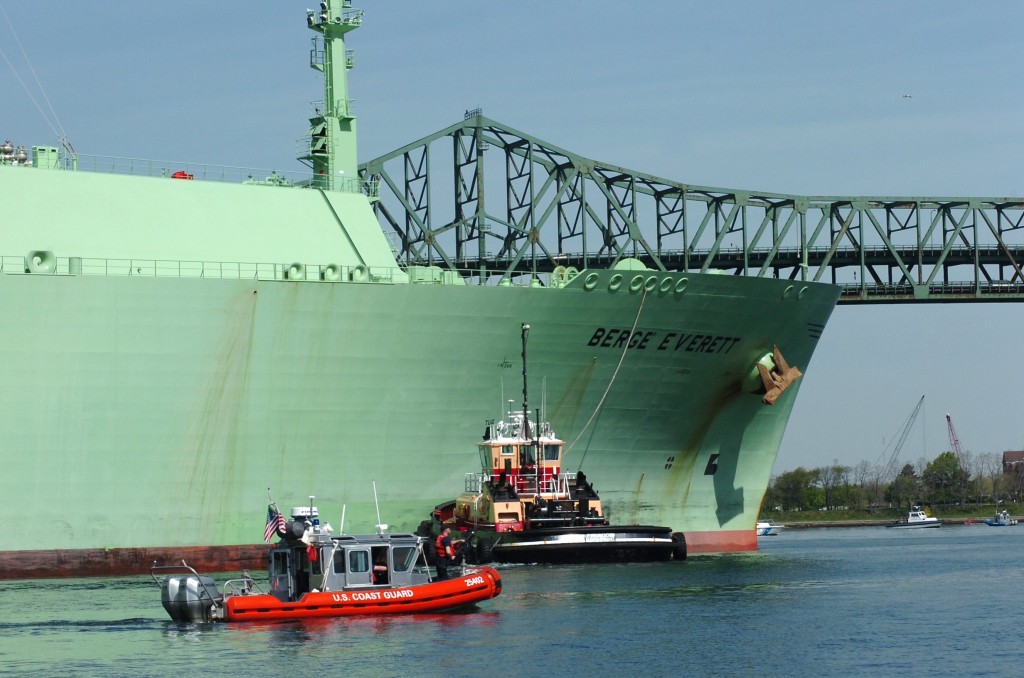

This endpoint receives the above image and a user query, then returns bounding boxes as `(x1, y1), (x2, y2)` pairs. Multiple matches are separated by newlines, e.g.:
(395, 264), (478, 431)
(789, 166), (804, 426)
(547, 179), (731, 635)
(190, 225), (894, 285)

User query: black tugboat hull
(467, 526), (686, 564)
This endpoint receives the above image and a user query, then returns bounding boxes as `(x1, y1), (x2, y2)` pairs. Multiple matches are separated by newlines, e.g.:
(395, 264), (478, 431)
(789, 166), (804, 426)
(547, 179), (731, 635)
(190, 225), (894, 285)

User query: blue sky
(3, 1), (1023, 474)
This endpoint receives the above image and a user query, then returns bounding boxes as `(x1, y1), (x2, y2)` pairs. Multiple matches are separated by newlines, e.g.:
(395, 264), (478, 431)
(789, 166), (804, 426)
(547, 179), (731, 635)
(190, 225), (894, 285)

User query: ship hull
(1, 1), (841, 578)
(0, 262), (837, 577)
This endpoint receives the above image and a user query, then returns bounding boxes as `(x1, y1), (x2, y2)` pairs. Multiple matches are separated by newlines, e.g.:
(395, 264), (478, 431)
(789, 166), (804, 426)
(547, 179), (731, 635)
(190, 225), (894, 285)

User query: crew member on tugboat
(434, 526), (457, 579)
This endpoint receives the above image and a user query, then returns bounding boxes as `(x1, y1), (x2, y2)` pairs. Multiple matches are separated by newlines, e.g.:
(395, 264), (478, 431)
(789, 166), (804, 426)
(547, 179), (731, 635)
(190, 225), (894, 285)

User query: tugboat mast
(521, 323), (530, 439)
(303, 0), (362, 191)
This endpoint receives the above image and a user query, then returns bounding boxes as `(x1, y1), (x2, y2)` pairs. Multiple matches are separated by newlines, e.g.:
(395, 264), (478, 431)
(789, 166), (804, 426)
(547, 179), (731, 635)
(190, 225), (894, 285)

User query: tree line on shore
(765, 450), (1022, 512)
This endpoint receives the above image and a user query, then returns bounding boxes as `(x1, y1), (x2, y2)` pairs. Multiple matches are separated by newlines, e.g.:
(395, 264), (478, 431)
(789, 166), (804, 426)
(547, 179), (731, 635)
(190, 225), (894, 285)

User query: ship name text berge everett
(587, 327), (741, 354)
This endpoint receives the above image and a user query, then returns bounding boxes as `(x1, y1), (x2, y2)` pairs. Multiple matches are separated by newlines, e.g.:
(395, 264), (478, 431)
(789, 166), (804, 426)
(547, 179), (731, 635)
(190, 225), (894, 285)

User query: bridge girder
(360, 113), (1024, 303)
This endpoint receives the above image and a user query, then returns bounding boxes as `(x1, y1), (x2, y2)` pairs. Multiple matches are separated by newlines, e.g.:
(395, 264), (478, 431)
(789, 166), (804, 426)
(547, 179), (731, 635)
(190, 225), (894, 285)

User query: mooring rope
(567, 287), (648, 471)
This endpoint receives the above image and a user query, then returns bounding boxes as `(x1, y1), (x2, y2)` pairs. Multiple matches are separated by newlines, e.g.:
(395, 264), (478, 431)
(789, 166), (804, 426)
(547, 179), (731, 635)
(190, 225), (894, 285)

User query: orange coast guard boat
(152, 503), (501, 623)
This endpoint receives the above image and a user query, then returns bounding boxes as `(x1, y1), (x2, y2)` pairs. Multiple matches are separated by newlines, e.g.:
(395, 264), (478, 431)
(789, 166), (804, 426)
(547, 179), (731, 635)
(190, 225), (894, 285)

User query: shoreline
(778, 517), (992, 529)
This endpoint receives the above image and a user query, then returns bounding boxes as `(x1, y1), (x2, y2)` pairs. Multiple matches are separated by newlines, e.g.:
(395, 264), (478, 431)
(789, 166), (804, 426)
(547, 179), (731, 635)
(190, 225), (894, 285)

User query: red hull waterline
(685, 529), (758, 554)
(0, 544), (268, 580)
(0, 531), (757, 578)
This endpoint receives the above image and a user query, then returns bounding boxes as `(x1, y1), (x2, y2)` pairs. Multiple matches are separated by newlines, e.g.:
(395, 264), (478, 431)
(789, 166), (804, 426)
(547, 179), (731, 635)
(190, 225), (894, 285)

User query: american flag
(263, 505), (285, 542)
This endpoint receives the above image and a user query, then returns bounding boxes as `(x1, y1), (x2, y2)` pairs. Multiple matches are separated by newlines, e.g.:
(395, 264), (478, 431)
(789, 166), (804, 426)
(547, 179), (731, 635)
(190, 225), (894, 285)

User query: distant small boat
(756, 520), (784, 536)
(886, 507), (942, 529)
(983, 510), (1018, 527)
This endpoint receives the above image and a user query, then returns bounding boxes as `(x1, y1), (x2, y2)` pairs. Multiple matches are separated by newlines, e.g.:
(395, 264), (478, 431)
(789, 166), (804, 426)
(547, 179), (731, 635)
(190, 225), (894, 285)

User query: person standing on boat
(434, 526), (457, 580)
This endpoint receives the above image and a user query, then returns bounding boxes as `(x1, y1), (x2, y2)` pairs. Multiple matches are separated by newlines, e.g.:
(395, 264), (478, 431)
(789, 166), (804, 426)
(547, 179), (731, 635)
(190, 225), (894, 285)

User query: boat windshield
(392, 545), (419, 572)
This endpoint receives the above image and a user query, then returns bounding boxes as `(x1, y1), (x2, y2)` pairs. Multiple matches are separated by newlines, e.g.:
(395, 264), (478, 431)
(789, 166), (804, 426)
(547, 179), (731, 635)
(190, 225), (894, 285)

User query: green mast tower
(302, 0), (362, 191)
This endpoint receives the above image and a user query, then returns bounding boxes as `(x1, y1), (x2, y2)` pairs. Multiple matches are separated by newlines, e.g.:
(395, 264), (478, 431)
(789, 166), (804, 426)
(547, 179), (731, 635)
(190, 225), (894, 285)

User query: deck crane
(946, 413), (965, 464)
(879, 395), (925, 479)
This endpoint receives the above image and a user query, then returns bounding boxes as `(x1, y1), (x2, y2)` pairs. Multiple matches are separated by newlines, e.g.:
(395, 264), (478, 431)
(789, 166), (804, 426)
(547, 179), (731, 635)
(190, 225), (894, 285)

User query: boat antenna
(372, 480), (387, 534)
(541, 376), (547, 428)
(521, 323), (531, 439)
(339, 504), (347, 535)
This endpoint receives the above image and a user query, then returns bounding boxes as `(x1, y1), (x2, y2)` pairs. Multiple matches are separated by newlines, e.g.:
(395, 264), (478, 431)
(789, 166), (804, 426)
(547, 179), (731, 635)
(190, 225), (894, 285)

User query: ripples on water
(2, 525), (1022, 677)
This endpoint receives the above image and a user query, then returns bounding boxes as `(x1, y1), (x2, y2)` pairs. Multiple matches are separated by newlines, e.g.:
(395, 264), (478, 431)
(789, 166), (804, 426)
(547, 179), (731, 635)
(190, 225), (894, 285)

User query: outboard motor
(160, 575), (222, 622)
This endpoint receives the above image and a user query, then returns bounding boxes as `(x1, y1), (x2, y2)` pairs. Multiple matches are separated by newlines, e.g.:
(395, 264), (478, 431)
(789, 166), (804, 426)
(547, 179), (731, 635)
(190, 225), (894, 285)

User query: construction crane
(879, 395), (925, 479)
(946, 413), (965, 464)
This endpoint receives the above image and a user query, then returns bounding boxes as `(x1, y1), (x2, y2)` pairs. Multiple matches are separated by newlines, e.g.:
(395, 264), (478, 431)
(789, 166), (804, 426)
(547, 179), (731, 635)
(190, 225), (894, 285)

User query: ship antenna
(0, 6), (70, 147)
(521, 323), (531, 440)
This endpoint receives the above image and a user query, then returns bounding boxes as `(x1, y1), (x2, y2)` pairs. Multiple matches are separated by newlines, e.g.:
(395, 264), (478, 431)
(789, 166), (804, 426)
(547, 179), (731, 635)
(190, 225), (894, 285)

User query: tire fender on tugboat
(671, 532), (687, 560)
(474, 537), (494, 565)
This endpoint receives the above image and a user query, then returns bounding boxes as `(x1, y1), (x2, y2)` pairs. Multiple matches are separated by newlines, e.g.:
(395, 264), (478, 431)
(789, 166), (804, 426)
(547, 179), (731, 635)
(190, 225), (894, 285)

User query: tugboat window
(349, 550), (370, 573)
(501, 445), (514, 456)
(543, 444), (560, 461)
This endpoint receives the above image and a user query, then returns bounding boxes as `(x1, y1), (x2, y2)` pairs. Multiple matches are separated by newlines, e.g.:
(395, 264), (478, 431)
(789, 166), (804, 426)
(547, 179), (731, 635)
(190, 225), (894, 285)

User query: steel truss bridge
(360, 111), (1024, 303)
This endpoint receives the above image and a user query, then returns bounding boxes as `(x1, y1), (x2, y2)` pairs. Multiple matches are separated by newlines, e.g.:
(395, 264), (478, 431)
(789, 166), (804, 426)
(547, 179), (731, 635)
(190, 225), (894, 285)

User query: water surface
(2, 525), (1021, 676)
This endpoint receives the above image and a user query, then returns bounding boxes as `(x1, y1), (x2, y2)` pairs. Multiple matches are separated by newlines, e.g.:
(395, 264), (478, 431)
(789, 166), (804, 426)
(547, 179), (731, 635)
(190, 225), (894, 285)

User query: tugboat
(152, 501), (501, 622)
(423, 324), (686, 565)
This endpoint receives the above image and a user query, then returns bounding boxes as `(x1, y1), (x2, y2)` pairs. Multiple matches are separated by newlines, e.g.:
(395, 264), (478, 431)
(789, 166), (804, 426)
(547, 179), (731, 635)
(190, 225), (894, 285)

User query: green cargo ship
(0, 2), (839, 577)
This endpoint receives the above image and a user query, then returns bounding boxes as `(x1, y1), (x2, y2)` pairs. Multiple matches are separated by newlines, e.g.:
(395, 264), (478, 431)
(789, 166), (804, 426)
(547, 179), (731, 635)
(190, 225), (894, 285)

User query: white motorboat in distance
(886, 507), (942, 529)
(756, 520), (785, 536)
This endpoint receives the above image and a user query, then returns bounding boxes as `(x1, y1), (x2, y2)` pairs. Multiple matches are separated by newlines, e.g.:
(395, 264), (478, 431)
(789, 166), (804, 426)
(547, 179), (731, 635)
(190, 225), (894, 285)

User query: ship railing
(545, 472), (577, 498)
(222, 573), (266, 597)
(531, 472), (577, 499)
(3, 254), (589, 288)
(50, 152), (374, 196)
(0, 255), (402, 283)
(68, 153), (311, 185)
(149, 560), (223, 603)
